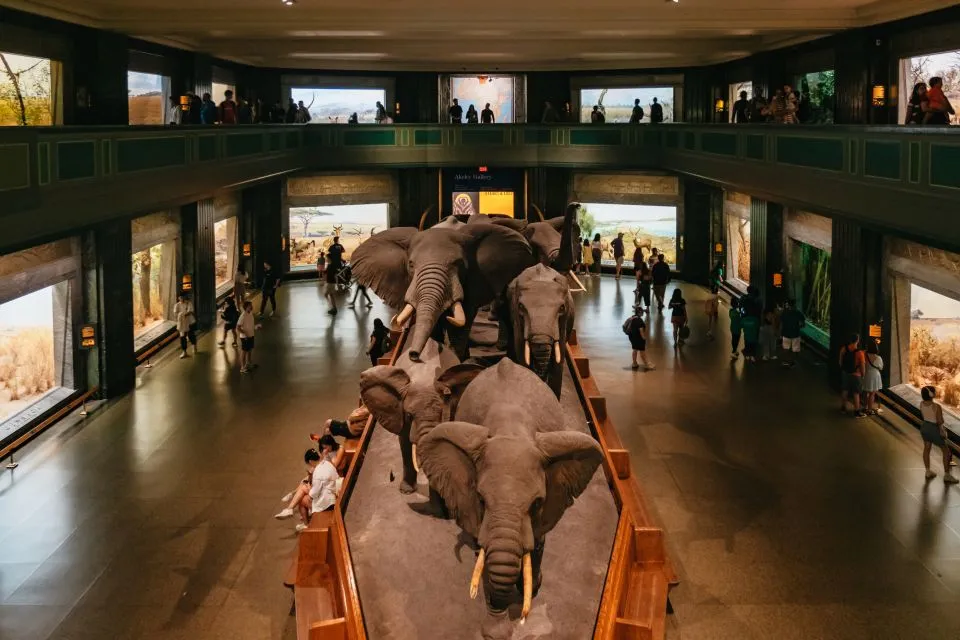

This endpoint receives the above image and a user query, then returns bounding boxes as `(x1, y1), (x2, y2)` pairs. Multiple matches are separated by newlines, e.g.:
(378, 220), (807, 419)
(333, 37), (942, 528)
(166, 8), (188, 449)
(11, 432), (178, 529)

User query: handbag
(679, 325), (691, 340)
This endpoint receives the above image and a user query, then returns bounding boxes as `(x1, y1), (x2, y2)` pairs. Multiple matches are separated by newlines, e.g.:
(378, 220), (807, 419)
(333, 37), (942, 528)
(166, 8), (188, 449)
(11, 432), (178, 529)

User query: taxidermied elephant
(418, 359), (603, 638)
(474, 203), (580, 272)
(505, 264), (575, 398)
(352, 218), (534, 362)
(359, 338), (483, 494)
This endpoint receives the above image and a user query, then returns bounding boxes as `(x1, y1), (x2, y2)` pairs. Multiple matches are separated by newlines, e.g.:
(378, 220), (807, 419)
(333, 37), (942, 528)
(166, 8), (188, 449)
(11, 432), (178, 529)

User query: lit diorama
(132, 242), (176, 346)
(128, 71), (169, 125)
(214, 217), (238, 292)
(905, 285), (960, 417)
(724, 193), (751, 290)
(788, 240), (831, 346)
(579, 87), (674, 123)
(0, 51), (57, 126)
(794, 70), (835, 124)
(578, 202), (677, 267)
(450, 75), (516, 123)
(288, 203), (389, 270)
(900, 49), (960, 124)
(290, 87), (387, 123)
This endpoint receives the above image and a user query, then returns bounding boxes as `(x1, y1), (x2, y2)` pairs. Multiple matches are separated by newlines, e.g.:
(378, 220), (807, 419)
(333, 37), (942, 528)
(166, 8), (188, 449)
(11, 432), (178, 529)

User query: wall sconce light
(394, 102), (400, 116)
(871, 84), (886, 107)
(179, 95), (190, 112)
(714, 98), (725, 113)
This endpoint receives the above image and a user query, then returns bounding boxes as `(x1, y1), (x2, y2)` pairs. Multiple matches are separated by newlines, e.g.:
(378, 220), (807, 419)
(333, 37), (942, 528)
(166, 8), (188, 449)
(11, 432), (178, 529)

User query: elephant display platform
(344, 363), (618, 640)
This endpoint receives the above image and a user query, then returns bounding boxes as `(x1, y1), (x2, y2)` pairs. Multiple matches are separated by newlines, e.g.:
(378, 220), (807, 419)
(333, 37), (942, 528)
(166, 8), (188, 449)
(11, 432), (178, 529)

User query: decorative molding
(572, 173), (679, 202)
(286, 173), (396, 199)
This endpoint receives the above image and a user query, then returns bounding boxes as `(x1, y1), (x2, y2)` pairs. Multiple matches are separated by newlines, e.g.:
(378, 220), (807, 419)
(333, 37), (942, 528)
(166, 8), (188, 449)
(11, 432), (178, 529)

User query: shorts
(324, 282), (337, 296)
(615, 256), (624, 267)
(705, 298), (719, 317)
(240, 337), (255, 352)
(224, 322), (237, 331)
(921, 421), (947, 446)
(782, 336), (801, 352)
(653, 285), (667, 301)
(629, 337), (646, 352)
(671, 315), (687, 327)
(841, 372), (861, 394)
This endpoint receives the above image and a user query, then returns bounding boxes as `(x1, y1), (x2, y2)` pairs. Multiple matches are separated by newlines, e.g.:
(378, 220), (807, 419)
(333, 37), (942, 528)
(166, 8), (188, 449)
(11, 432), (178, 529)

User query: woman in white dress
(862, 338), (883, 415)
(174, 293), (197, 359)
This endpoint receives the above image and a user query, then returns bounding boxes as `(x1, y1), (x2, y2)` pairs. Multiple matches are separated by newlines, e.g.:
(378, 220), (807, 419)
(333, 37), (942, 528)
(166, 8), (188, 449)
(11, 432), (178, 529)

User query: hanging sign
(772, 272), (784, 288)
(80, 325), (97, 350)
(242, 243), (251, 257)
(181, 274), (193, 292)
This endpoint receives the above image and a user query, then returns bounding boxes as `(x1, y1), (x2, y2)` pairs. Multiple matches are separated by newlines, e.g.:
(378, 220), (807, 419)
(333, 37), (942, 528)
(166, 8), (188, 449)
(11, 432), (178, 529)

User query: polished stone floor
(2, 278), (960, 639)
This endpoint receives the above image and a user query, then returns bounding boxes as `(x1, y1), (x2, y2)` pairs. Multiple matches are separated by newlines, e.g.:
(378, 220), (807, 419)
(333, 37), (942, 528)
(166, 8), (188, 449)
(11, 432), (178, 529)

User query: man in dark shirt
(629, 99), (645, 124)
(651, 253), (671, 311)
(611, 232), (626, 279)
(449, 99), (463, 124)
(259, 260), (280, 317)
(779, 299), (806, 368)
(481, 103), (495, 124)
(327, 237), (345, 270)
(650, 97), (664, 124)
(732, 91), (750, 123)
(324, 253), (339, 315)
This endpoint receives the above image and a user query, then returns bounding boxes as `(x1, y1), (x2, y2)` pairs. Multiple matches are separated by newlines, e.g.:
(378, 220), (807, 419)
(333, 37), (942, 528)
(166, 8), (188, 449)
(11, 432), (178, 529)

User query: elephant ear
(351, 227), (416, 309)
(435, 363), (485, 421)
(534, 431), (604, 537)
(488, 217), (529, 233)
(358, 366), (411, 436)
(460, 223), (535, 304)
(419, 421), (489, 538)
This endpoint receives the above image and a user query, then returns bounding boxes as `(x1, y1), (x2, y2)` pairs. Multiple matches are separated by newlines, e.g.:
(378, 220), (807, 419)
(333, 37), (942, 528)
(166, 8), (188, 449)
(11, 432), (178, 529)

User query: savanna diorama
(0, 287), (56, 422)
(214, 217), (238, 289)
(579, 87), (674, 123)
(0, 52), (54, 126)
(726, 214), (751, 285)
(289, 204), (389, 270)
(128, 71), (166, 125)
(909, 285), (960, 413)
(132, 244), (171, 337)
(578, 203), (677, 266)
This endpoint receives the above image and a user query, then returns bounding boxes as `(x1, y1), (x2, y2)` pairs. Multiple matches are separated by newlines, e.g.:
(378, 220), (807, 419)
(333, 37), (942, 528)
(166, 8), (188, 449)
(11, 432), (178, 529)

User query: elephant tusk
(412, 444), (420, 473)
(521, 553), (532, 623)
(554, 342), (562, 364)
(524, 341), (531, 366)
(394, 303), (415, 329)
(469, 548), (485, 600)
(447, 302), (466, 327)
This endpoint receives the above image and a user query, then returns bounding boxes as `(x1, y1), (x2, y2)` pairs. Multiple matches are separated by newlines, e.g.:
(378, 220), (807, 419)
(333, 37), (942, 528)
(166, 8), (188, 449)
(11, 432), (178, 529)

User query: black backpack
(622, 316), (637, 335)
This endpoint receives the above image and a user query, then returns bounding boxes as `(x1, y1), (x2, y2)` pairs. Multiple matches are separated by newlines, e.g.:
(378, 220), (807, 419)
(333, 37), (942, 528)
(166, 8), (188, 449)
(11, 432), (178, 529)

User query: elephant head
(478, 203), (581, 273)
(419, 421), (602, 618)
(506, 264), (574, 394)
(352, 222), (534, 362)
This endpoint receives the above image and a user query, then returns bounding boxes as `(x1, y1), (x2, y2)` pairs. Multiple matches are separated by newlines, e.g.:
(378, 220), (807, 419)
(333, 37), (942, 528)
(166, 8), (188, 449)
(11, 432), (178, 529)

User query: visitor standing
(650, 97), (664, 124)
(347, 113), (359, 124)
(732, 91), (750, 123)
(729, 297), (743, 359)
(259, 260), (279, 318)
(629, 99), (645, 124)
(779, 299), (806, 368)
(187, 92), (203, 124)
(285, 99), (297, 123)
(920, 386), (959, 483)
(367, 318), (391, 366)
(839, 334), (866, 417)
(174, 293), (197, 359)
(218, 296), (240, 348)
(375, 101), (387, 124)
(783, 85), (800, 124)
(741, 306), (760, 362)
(328, 236), (345, 270)
(449, 99), (463, 124)
(905, 82), (929, 125)
(295, 100), (312, 123)
(624, 307), (655, 370)
(582, 239), (594, 275)
(591, 106), (605, 124)
(574, 236), (584, 275)
(237, 98), (253, 124)
(862, 338), (884, 415)
(759, 309), (778, 361)
(316, 250), (326, 281)
(481, 103), (495, 124)
(167, 96), (182, 125)
(200, 93), (218, 125)
(611, 232), (626, 280)
(324, 253), (339, 315)
(924, 77), (955, 125)
(219, 90), (238, 125)
(238, 300), (260, 373)
(651, 253), (671, 311)
(466, 105), (479, 124)
(647, 248), (659, 270)
(348, 283), (373, 309)
(632, 243), (645, 272)
(705, 262), (723, 339)
(668, 288), (688, 347)
(635, 261), (653, 311)
(234, 267), (247, 307)
(590, 234), (603, 276)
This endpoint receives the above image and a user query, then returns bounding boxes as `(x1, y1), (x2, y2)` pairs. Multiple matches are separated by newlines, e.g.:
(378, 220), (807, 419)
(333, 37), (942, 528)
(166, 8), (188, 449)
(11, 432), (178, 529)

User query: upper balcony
(2, 123), (959, 251)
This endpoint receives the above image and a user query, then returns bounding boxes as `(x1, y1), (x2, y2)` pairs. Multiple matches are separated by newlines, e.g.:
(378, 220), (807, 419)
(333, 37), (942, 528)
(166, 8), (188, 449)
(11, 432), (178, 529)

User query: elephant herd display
(352, 206), (606, 639)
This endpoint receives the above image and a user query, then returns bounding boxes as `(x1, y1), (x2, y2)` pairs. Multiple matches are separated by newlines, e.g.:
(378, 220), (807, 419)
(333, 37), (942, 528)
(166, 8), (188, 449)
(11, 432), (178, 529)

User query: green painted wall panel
(38, 143), (49, 185)
(461, 128), (506, 145)
(909, 142), (921, 183)
(344, 130), (396, 146)
(524, 128), (551, 144)
(701, 132), (738, 156)
(776, 136), (844, 172)
(56, 141), (96, 181)
(666, 131), (679, 149)
(286, 132), (300, 148)
(684, 132), (696, 150)
(863, 140), (901, 180)
(745, 135), (765, 160)
(643, 129), (662, 147)
(931, 144), (960, 189)
(116, 137), (186, 173)
(198, 135), (217, 162)
(414, 129), (442, 145)
(0, 144), (30, 191)
(570, 129), (621, 146)
(225, 133), (265, 157)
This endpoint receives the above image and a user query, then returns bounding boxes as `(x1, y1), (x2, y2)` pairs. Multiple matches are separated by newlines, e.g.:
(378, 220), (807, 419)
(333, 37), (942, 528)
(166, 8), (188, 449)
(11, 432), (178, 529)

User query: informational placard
(80, 324), (97, 350)
(869, 324), (882, 338)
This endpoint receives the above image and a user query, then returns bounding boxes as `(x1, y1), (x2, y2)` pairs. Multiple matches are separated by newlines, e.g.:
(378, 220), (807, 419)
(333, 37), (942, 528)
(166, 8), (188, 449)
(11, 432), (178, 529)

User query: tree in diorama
(0, 53), (52, 126)
(578, 207), (596, 240)
(137, 251), (152, 325)
(294, 210), (320, 238)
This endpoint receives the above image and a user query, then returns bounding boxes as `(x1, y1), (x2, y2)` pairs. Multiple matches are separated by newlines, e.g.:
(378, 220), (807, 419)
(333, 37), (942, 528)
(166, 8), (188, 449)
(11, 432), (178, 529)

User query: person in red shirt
(839, 333), (867, 417)
(219, 90), (238, 125)
(924, 77), (955, 125)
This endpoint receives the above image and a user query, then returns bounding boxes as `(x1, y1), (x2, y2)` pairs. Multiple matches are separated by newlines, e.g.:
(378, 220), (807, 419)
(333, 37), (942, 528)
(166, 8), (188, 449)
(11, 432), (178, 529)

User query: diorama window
(578, 203), (677, 269)
(215, 217), (238, 293)
(450, 75), (516, 123)
(132, 242), (177, 350)
(728, 81), (752, 121)
(793, 70), (835, 124)
(290, 88), (386, 124)
(787, 240), (831, 348)
(0, 51), (62, 126)
(289, 203), (389, 271)
(128, 71), (171, 125)
(723, 194), (751, 292)
(579, 87), (674, 123)
(898, 50), (959, 125)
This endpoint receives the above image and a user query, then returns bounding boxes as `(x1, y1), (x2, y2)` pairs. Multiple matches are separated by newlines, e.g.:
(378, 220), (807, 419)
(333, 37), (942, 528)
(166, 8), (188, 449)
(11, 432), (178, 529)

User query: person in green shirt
(729, 297), (743, 359)
(740, 303), (761, 363)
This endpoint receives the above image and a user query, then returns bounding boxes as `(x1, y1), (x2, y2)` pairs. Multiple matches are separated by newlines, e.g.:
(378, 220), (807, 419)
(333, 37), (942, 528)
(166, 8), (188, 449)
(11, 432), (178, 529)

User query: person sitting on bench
(274, 442), (340, 532)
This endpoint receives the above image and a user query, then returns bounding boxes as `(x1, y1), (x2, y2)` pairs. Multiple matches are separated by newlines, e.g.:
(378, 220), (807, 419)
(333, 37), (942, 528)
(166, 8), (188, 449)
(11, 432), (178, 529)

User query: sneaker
(631, 363), (640, 370)
(946, 475), (959, 485)
(926, 470), (937, 480)
(179, 352), (188, 359)
(366, 302), (373, 308)
(281, 492), (294, 503)
(645, 364), (656, 370)
(217, 340), (225, 346)
(240, 367), (249, 374)
(328, 308), (338, 315)
(347, 303), (355, 308)
(295, 523), (309, 533)
(275, 508), (295, 519)
(854, 411), (867, 418)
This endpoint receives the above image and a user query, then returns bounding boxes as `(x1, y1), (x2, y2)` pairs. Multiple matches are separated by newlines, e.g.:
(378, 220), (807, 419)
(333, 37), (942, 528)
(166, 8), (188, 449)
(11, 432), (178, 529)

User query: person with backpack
(838, 333), (866, 417)
(219, 90), (238, 125)
(651, 253), (671, 311)
(623, 306), (655, 371)
(668, 288), (688, 347)
(259, 260), (280, 318)
(650, 97), (664, 124)
(759, 308), (778, 361)
(218, 296), (240, 347)
(740, 304), (760, 362)
(629, 99), (645, 124)
(920, 386), (959, 483)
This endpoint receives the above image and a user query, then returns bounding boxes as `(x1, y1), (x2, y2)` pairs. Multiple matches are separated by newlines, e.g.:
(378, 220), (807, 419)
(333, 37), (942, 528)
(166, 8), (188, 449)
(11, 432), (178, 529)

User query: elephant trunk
(527, 338), (554, 380)
(484, 522), (524, 612)
(408, 265), (451, 361)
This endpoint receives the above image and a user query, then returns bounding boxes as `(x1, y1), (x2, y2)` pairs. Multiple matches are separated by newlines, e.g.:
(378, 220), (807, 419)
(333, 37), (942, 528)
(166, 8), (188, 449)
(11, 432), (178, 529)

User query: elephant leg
(398, 428), (418, 494)
(428, 485), (450, 519)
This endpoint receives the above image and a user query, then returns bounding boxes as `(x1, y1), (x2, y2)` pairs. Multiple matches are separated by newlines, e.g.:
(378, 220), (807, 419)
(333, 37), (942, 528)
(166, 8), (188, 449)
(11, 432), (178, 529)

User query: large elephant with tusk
(418, 359), (603, 638)
(359, 338), (483, 495)
(474, 202), (581, 273)
(506, 264), (575, 399)
(351, 217), (534, 362)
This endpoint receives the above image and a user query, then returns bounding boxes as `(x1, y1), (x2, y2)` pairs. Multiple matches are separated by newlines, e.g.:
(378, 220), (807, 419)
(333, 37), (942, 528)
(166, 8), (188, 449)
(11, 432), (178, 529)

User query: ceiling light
(288, 52), (387, 59)
(282, 0), (295, 5)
